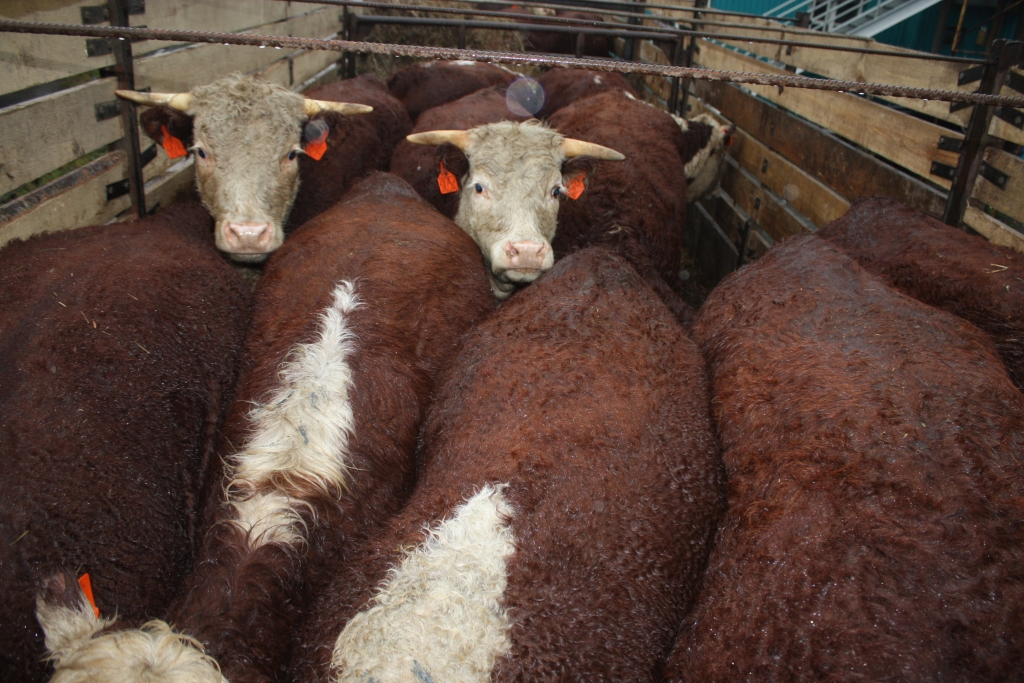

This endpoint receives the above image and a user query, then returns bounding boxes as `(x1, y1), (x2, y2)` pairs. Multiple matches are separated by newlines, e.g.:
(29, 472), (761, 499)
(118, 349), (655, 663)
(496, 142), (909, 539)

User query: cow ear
(436, 142), (469, 181)
(140, 105), (194, 157)
(560, 156), (597, 199)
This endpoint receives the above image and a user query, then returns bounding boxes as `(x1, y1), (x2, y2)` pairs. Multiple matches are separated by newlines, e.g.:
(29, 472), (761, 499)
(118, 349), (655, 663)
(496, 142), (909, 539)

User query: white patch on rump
(332, 485), (516, 683)
(229, 280), (361, 549)
(37, 592), (224, 683)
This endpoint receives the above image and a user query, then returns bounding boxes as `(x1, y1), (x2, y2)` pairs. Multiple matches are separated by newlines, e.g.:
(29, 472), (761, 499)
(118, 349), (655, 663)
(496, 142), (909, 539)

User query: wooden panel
(971, 147), (1024, 225)
(0, 1), (116, 97)
(694, 40), (961, 188)
(988, 75), (1024, 145)
(963, 204), (1024, 255)
(0, 77), (122, 196)
(144, 156), (195, 212)
(135, 7), (343, 92)
(685, 199), (738, 287)
(689, 80), (947, 218)
(718, 155), (813, 241)
(291, 37), (343, 87)
(693, 23), (971, 125)
(0, 151), (129, 248)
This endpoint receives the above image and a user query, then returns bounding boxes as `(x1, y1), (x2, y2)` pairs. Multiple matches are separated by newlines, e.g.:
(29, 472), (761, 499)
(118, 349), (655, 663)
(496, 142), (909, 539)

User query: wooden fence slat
(0, 77), (122, 197)
(0, 151), (129, 248)
(987, 73), (1024, 145)
(689, 80), (947, 217)
(718, 155), (813, 241)
(695, 40), (961, 189)
(964, 204), (1024, 254)
(685, 198), (738, 287)
(135, 7), (343, 92)
(971, 147), (1024, 225)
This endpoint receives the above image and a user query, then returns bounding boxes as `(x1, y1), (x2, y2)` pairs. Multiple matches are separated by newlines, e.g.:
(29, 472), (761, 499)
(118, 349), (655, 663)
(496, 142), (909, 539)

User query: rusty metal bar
(2, 20), (1020, 107)
(352, 14), (667, 40)
(107, 0), (145, 219)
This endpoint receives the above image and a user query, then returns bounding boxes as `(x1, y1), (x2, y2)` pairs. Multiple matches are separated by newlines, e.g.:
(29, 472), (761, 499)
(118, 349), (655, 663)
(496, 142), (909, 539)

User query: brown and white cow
(387, 60), (518, 123)
(391, 87), (624, 299)
(34, 174), (494, 683)
(288, 247), (723, 683)
(117, 74), (381, 262)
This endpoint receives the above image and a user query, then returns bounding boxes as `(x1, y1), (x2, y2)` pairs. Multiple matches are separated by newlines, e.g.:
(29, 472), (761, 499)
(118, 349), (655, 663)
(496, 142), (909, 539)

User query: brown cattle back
(290, 247), (722, 683)
(817, 196), (1024, 390)
(536, 67), (636, 119)
(287, 74), (412, 230)
(666, 234), (1024, 682)
(387, 60), (518, 123)
(1, 203), (251, 683)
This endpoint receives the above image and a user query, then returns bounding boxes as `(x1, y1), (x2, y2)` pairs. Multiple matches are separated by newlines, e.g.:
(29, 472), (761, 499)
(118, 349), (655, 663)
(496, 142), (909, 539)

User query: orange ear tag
(304, 139), (328, 161)
(78, 573), (100, 619)
(567, 175), (585, 200)
(438, 161), (459, 195)
(160, 125), (187, 159)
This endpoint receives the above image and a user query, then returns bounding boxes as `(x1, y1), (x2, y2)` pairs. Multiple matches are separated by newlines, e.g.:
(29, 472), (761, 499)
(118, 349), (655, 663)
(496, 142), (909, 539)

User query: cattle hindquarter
(665, 234), (1024, 683)
(293, 247), (723, 683)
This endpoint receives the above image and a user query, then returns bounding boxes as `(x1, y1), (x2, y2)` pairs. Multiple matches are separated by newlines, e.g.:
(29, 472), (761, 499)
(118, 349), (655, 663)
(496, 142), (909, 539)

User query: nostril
(505, 242), (520, 259)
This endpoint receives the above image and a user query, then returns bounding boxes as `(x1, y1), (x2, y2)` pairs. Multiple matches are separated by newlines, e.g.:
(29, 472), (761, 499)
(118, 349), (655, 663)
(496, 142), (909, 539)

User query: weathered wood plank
(988, 74), (1024, 145)
(144, 156), (195, 213)
(971, 147), (1024, 225)
(689, 80), (948, 218)
(0, 151), (129, 248)
(135, 7), (343, 92)
(685, 198), (737, 287)
(718, 155), (813, 241)
(0, 77), (122, 196)
(963, 204), (1024, 255)
(694, 40), (961, 188)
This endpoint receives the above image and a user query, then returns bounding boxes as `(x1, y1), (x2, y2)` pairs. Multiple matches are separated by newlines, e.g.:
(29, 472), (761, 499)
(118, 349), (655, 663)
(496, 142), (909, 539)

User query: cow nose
(224, 222), (273, 252)
(504, 240), (547, 269)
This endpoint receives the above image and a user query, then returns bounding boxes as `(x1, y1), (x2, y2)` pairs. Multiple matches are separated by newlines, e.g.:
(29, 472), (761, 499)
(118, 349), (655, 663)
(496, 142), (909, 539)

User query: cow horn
(561, 138), (625, 161)
(304, 100), (373, 117)
(405, 131), (472, 150)
(115, 90), (193, 111)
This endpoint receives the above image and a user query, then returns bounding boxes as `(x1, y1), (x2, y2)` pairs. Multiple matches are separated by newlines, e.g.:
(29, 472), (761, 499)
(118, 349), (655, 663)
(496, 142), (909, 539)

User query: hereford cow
(117, 73), (410, 261)
(535, 67), (637, 119)
(548, 89), (706, 324)
(391, 87), (625, 299)
(288, 247), (723, 683)
(0, 203), (251, 683)
(664, 234), (1024, 682)
(817, 196), (1024, 391)
(387, 60), (518, 123)
(34, 174), (495, 683)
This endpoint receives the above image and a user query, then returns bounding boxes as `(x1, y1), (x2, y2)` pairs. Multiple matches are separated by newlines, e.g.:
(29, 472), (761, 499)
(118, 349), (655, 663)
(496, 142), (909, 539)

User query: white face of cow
(454, 123), (566, 298)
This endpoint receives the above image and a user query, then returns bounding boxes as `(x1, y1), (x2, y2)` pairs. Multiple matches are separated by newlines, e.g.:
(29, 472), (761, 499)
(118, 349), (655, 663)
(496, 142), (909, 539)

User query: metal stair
(763, 0), (944, 37)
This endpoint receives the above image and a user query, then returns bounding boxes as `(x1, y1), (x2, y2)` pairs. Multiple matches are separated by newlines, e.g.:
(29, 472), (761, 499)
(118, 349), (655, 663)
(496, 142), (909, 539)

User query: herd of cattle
(1, 60), (1022, 683)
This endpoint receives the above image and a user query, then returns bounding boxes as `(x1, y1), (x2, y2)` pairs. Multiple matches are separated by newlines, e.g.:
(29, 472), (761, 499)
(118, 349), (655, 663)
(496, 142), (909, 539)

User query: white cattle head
(407, 121), (623, 299)
(117, 75), (371, 262)
(673, 113), (735, 203)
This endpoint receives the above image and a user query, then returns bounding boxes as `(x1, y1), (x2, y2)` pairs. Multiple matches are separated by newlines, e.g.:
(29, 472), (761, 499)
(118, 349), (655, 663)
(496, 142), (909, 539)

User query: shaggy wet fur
(535, 67), (637, 119)
(386, 60), (517, 123)
(117, 173), (493, 682)
(1, 203), (251, 682)
(817, 196), (1024, 391)
(286, 75), (412, 231)
(665, 234), (1024, 682)
(389, 86), (530, 220)
(549, 89), (697, 326)
(289, 248), (723, 683)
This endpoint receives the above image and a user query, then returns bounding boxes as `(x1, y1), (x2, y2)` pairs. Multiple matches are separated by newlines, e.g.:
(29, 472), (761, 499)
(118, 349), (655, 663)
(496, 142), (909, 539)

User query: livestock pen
(2, 0), (1023, 295)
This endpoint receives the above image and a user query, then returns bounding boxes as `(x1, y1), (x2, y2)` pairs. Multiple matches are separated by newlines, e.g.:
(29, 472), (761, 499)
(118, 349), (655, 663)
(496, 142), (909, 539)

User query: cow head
(674, 113), (735, 203)
(117, 75), (371, 262)
(408, 121), (623, 299)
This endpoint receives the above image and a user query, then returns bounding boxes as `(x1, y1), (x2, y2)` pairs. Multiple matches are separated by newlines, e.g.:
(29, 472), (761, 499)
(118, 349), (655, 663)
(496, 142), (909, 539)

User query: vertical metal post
(624, 0), (645, 61)
(458, 23), (467, 50)
(667, 37), (682, 114)
(678, 0), (708, 117)
(943, 39), (1023, 227)
(342, 6), (357, 79)
(108, 0), (145, 218)
(575, 31), (585, 58)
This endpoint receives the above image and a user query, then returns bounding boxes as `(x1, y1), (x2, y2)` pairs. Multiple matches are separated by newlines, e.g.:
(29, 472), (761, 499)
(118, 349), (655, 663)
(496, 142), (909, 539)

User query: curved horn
(406, 131), (472, 150)
(115, 90), (192, 111)
(560, 138), (625, 161)
(304, 100), (373, 117)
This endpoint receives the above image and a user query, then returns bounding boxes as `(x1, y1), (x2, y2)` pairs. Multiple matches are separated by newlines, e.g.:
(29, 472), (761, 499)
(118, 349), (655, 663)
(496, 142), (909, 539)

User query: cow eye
(474, 183), (484, 194)
(552, 186), (561, 198)
(288, 150), (298, 161)
(195, 148), (207, 159)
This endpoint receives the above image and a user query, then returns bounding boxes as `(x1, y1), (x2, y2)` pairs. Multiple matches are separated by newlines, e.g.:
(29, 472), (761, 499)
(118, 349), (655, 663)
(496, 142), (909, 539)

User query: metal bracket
(938, 136), (963, 152)
(140, 144), (158, 168)
(94, 100), (120, 122)
(106, 178), (130, 201)
(994, 106), (1024, 129)
(949, 99), (973, 113)
(81, 1), (145, 24)
(978, 160), (1009, 190)
(930, 160), (957, 181)
(958, 64), (985, 86)
(86, 28), (147, 57)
